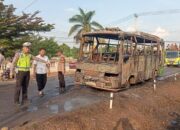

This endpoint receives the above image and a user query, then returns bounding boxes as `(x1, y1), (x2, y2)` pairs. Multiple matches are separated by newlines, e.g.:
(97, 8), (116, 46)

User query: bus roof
(83, 28), (164, 44)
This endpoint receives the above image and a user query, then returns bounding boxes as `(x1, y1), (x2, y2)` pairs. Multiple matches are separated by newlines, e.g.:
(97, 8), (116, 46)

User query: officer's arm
(12, 53), (19, 66)
(46, 57), (50, 75)
(10, 53), (19, 77)
(32, 55), (48, 64)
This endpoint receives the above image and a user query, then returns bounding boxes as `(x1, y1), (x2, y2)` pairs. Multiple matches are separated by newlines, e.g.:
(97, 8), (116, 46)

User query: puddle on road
(26, 95), (100, 115)
(49, 104), (59, 114)
(47, 96), (99, 114)
(64, 101), (73, 112)
(64, 97), (91, 112)
(27, 106), (38, 112)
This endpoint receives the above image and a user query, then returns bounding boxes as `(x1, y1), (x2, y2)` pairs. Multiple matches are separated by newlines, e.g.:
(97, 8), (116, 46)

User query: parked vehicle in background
(69, 61), (77, 69)
(165, 51), (180, 66)
(75, 28), (165, 91)
(165, 43), (180, 66)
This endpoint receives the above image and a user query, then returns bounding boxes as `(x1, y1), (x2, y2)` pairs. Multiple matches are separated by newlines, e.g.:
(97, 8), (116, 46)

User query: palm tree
(68, 8), (103, 42)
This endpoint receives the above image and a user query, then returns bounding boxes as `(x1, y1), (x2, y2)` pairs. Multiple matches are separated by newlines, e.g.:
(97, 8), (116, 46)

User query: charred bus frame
(75, 28), (165, 91)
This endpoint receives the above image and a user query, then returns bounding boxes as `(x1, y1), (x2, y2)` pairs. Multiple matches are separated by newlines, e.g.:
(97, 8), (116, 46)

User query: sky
(4, 0), (180, 46)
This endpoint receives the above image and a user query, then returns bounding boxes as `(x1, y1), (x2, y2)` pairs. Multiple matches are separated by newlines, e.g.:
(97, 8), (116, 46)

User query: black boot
(59, 87), (65, 94)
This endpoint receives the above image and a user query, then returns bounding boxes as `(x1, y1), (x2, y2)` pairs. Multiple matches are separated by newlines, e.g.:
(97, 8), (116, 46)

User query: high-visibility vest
(17, 53), (32, 71)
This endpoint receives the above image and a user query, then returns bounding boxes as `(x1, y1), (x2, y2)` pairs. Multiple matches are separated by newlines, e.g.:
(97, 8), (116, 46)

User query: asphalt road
(0, 75), (107, 128)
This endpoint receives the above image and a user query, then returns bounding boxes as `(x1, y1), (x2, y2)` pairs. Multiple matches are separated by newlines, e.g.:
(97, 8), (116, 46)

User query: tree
(70, 47), (79, 59)
(30, 36), (59, 58)
(4, 33), (79, 59)
(0, 0), (54, 56)
(3, 35), (59, 58)
(59, 43), (71, 57)
(68, 8), (103, 42)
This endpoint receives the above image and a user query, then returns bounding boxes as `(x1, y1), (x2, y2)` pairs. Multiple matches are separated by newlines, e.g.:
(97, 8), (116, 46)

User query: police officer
(12, 42), (49, 105)
(57, 50), (66, 93)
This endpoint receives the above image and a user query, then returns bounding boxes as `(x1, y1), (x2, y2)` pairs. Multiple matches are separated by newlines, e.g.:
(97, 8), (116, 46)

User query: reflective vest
(17, 53), (32, 71)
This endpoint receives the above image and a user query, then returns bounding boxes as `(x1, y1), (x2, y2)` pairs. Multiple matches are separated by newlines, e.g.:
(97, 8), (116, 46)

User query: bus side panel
(122, 61), (131, 85)
(133, 56), (139, 82)
(137, 56), (145, 81)
(152, 55), (158, 76)
(145, 55), (153, 80)
(155, 54), (160, 73)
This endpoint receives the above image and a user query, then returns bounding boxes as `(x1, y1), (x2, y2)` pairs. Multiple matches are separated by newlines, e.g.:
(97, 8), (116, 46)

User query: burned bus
(75, 28), (165, 91)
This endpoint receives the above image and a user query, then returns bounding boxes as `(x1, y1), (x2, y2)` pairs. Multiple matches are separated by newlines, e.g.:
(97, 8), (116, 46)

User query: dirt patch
(14, 78), (180, 130)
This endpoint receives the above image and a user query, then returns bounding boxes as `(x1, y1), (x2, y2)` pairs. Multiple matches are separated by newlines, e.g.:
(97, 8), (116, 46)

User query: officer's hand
(46, 62), (50, 67)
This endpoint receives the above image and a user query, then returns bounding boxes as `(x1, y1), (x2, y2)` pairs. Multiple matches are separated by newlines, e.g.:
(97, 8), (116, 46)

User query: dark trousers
(36, 73), (47, 91)
(14, 71), (30, 103)
(58, 71), (65, 88)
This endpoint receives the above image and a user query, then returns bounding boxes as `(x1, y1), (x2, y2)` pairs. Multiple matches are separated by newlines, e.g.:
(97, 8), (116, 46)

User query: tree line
(0, 0), (103, 59)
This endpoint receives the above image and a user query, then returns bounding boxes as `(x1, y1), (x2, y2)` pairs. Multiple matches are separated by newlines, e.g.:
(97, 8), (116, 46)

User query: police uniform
(12, 42), (48, 104)
(14, 52), (32, 104)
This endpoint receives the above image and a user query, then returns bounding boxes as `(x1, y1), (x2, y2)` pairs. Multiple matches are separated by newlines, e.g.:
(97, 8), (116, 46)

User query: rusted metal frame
(153, 43), (157, 71)
(157, 41), (161, 65)
(99, 44), (103, 62)
(89, 38), (94, 62)
(106, 39), (113, 63)
(137, 46), (140, 81)
(143, 38), (147, 80)
(128, 37), (134, 78)
(95, 37), (100, 52)
(107, 39), (110, 54)
(130, 37), (134, 56)
(134, 35), (138, 79)
(155, 42), (160, 71)
(118, 35), (124, 86)
(150, 41), (155, 78)
(125, 40), (128, 55)
(96, 37), (107, 63)
(114, 43), (120, 63)
(94, 37), (101, 62)
(161, 42), (165, 66)
(112, 40), (120, 64)
(134, 35), (138, 53)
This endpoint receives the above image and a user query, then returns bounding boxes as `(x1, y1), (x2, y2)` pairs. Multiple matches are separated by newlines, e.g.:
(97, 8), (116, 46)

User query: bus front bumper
(75, 72), (121, 90)
(166, 59), (180, 66)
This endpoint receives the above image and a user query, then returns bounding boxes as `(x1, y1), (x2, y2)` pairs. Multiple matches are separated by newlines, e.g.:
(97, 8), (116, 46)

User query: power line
(22, 0), (39, 12)
(41, 35), (74, 40)
(109, 9), (180, 26)
(165, 41), (180, 43)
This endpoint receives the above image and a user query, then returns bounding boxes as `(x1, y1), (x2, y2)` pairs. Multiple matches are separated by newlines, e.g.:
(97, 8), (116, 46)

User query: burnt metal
(75, 28), (165, 91)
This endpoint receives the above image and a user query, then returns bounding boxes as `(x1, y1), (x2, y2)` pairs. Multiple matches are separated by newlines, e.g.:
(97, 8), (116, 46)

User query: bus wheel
(129, 76), (136, 85)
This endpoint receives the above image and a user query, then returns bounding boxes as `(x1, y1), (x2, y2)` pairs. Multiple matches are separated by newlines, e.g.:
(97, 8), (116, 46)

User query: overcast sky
(4, 0), (180, 46)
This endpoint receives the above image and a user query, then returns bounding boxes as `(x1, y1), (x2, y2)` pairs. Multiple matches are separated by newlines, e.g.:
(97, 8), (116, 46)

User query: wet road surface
(0, 75), (108, 128)
(163, 66), (180, 76)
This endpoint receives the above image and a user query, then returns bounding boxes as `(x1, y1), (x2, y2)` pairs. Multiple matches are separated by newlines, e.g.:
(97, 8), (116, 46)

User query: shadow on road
(113, 118), (135, 130)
